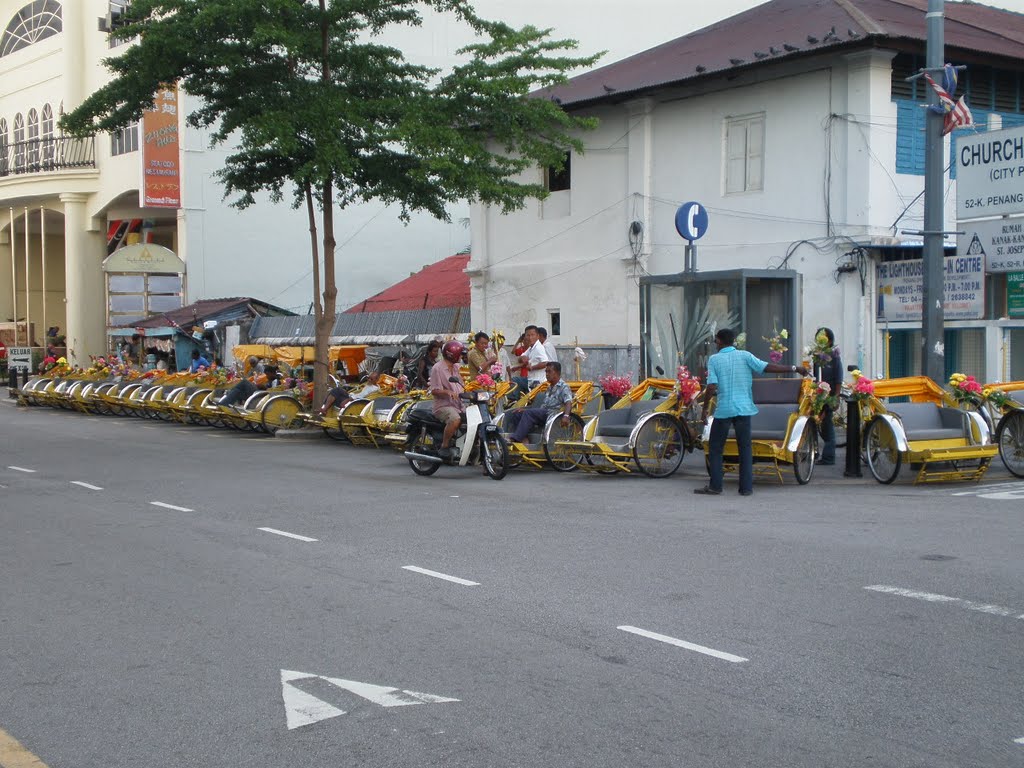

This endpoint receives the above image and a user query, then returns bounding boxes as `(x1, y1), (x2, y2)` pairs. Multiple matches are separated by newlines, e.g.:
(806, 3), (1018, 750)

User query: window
(0, 1), (62, 58)
(26, 107), (38, 168)
(549, 311), (561, 337)
(545, 152), (571, 192)
(0, 118), (7, 176)
(111, 122), (139, 156)
(724, 114), (764, 194)
(41, 103), (53, 166)
(108, 1), (132, 48)
(107, 272), (183, 326)
(13, 113), (24, 171)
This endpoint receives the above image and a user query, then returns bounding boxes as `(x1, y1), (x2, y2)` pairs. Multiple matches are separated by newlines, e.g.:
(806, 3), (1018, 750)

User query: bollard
(20, 368), (29, 388)
(7, 367), (16, 395)
(843, 397), (862, 477)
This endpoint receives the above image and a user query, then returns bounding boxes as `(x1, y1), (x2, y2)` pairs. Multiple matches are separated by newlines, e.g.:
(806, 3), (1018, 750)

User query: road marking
(7, 466), (35, 473)
(258, 527), (318, 543)
(951, 481), (1024, 500)
(617, 625), (749, 663)
(70, 481), (103, 491)
(281, 669), (459, 730)
(865, 585), (1024, 620)
(0, 725), (51, 767)
(150, 501), (194, 512)
(402, 565), (478, 586)
(1015, 736), (1024, 745)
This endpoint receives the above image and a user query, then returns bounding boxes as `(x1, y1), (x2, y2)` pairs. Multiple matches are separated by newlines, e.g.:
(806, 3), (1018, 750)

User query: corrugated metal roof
(541, 0), (1024, 109)
(344, 251), (471, 313)
(250, 306), (470, 345)
(116, 297), (294, 330)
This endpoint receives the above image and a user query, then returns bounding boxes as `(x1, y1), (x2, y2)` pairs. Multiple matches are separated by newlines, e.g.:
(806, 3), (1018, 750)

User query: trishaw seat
(749, 404), (793, 440)
(887, 402), (964, 441)
(596, 401), (659, 438)
(751, 377), (803, 404)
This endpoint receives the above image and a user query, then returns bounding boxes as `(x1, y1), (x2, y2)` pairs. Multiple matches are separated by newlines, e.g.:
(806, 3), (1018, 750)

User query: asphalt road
(1, 399), (1022, 767)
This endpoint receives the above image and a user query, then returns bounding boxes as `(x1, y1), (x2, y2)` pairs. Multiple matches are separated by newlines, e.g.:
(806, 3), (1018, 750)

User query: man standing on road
(696, 328), (808, 497)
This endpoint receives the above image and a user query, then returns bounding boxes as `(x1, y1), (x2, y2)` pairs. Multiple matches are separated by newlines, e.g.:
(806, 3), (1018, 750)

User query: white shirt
(526, 340), (549, 384)
(543, 341), (557, 366)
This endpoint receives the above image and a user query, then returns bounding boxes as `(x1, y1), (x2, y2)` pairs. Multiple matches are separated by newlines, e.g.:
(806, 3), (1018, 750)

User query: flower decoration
(734, 332), (747, 350)
(948, 372), (982, 404)
(805, 330), (838, 367)
(809, 380), (839, 422)
(675, 365), (702, 406)
(488, 362), (503, 381)
(849, 370), (875, 401)
(475, 373), (496, 389)
(763, 328), (788, 363)
(598, 372), (633, 399)
(982, 386), (1012, 409)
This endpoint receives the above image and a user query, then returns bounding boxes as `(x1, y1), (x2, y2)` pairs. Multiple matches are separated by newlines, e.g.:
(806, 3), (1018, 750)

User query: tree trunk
(304, 184), (329, 406)
(315, 177), (338, 408)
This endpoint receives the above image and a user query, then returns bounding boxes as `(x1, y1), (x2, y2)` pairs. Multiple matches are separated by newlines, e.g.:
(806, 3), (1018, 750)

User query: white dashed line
(1014, 737), (1024, 745)
(258, 527), (318, 542)
(7, 466), (36, 473)
(70, 481), (103, 491)
(402, 566), (479, 586)
(617, 625), (749, 663)
(865, 585), (1024, 621)
(150, 501), (194, 512)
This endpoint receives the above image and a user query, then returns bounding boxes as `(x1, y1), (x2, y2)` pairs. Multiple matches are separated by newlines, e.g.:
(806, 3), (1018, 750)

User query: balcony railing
(0, 136), (97, 177)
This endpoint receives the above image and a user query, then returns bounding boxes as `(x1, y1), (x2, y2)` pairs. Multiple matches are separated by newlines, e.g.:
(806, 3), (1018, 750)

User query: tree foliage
(62, 0), (599, 401)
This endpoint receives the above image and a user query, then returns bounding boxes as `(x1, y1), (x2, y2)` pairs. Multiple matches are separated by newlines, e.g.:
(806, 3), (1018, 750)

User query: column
(0, 229), (12, 322)
(61, 0), (85, 112)
(61, 194), (106, 366)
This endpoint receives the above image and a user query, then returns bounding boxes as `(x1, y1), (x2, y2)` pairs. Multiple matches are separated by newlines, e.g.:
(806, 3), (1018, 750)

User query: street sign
(280, 669), (459, 730)
(8, 347), (32, 372)
(674, 201), (709, 242)
(956, 124), (1024, 220)
(958, 216), (1024, 273)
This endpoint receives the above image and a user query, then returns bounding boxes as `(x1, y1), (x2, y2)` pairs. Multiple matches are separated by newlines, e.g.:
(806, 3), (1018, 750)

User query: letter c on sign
(674, 202), (709, 242)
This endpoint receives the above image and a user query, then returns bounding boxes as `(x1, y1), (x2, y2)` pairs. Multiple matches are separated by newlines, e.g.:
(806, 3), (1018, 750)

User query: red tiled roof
(542, 0), (1024, 108)
(344, 252), (471, 313)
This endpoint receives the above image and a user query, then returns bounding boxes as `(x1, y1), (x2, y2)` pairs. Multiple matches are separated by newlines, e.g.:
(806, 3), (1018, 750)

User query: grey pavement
(0, 401), (1022, 767)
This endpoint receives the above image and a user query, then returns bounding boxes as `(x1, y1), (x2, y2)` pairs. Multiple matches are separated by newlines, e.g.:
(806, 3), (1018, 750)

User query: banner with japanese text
(140, 84), (181, 209)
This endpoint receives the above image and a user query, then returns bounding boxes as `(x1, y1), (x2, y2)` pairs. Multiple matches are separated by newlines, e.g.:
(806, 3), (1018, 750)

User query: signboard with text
(1008, 272), (1024, 318)
(140, 83), (181, 209)
(956, 124), (1024, 220)
(957, 216), (1024, 273)
(876, 255), (985, 322)
(8, 347), (32, 372)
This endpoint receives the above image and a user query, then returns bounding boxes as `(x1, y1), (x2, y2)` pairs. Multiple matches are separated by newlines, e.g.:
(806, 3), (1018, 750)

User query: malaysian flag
(923, 64), (973, 136)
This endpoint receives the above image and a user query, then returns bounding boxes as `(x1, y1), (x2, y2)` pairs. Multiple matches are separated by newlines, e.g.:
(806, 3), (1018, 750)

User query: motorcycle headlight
(475, 391), (491, 402)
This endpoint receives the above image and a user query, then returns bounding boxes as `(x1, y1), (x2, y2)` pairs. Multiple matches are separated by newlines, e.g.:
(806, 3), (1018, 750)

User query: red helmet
(441, 340), (465, 363)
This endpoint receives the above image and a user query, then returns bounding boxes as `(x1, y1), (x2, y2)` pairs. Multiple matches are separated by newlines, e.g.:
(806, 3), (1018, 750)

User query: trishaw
(556, 378), (697, 478)
(701, 376), (818, 485)
(978, 381), (1024, 478)
(496, 380), (600, 471)
(857, 376), (996, 484)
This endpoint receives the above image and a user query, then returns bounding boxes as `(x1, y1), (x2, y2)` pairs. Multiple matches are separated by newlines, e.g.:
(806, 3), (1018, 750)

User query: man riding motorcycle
(428, 340), (466, 458)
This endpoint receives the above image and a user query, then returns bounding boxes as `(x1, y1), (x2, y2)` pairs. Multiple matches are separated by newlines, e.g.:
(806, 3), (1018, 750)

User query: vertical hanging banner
(140, 84), (181, 209)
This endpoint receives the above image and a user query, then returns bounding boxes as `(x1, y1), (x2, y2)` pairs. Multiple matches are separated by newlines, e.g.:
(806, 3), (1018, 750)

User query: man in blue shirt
(187, 349), (211, 373)
(696, 328), (808, 496)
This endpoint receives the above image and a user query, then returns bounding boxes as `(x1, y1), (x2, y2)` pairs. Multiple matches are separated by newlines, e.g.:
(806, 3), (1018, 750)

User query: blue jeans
(708, 415), (753, 494)
(511, 376), (530, 398)
(819, 406), (836, 462)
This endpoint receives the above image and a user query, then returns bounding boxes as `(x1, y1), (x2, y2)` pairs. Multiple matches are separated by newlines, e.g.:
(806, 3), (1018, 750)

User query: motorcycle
(403, 384), (510, 480)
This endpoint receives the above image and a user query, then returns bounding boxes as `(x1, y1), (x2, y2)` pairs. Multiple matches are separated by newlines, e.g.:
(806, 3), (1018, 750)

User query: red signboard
(140, 83), (181, 209)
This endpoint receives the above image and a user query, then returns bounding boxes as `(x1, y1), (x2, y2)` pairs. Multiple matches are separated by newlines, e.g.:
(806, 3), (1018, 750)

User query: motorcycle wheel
(407, 430), (441, 476)
(482, 431), (510, 480)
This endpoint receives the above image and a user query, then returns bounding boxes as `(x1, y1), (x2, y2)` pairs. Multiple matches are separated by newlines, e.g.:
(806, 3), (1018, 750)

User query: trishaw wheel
(407, 431), (440, 476)
(632, 414), (685, 478)
(482, 432), (510, 480)
(323, 425), (349, 442)
(997, 411), (1024, 478)
(261, 395), (302, 435)
(544, 413), (586, 472)
(793, 421), (817, 485)
(864, 416), (901, 484)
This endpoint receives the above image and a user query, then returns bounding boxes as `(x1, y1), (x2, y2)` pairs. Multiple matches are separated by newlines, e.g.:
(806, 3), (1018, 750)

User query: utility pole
(921, 0), (946, 383)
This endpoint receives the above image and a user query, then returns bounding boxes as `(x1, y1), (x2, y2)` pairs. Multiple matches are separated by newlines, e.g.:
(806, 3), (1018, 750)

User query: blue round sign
(675, 202), (709, 242)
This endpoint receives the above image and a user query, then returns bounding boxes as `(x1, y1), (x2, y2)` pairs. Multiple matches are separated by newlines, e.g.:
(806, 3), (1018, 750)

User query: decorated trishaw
(496, 380), (600, 471)
(853, 374), (996, 484)
(973, 380), (1024, 478)
(555, 372), (700, 478)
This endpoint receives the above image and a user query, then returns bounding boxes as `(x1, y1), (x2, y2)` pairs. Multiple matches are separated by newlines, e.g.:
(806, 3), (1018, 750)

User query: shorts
(434, 406), (464, 426)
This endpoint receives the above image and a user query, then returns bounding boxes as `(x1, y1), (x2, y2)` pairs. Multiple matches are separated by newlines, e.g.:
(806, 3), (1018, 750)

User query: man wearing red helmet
(429, 339), (467, 457)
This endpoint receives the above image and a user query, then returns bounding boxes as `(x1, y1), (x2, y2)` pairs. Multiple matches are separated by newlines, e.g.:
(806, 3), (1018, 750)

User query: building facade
(469, 0), (1024, 383)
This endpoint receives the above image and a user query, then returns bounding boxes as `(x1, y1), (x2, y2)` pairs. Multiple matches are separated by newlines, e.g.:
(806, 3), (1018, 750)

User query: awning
(108, 326), (176, 337)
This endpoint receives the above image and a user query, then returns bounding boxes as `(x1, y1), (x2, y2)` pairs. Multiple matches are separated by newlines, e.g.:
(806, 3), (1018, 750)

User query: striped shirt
(707, 346), (768, 418)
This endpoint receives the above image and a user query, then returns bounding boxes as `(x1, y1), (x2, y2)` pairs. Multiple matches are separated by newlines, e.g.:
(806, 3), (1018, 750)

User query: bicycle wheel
(997, 411), (1024, 478)
(543, 413), (586, 472)
(792, 420), (817, 484)
(631, 413), (685, 478)
(482, 431), (510, 480)
(864, 417), (901, 484)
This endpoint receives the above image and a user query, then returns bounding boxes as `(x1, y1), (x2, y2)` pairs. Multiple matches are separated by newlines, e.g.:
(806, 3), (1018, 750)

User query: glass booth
(639, 269), (801, 378)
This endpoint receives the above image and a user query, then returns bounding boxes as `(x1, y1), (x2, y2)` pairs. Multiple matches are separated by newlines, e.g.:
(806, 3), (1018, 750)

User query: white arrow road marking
(402, 565), (479, 586)
(865, 585), (1024, 621)
(7, 466), (35, 473)
(280, 670), (459, 730)
(618, 625), (749, 663)
(70, 481), (103, 491)
(281, 670), (345, 730)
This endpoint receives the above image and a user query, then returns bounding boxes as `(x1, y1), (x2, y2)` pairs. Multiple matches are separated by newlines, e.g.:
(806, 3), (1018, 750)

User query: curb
(274, 427), (329, 441)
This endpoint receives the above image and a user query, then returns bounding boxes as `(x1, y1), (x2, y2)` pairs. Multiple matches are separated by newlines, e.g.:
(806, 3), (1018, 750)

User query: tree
(62, 0), (599, 404)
